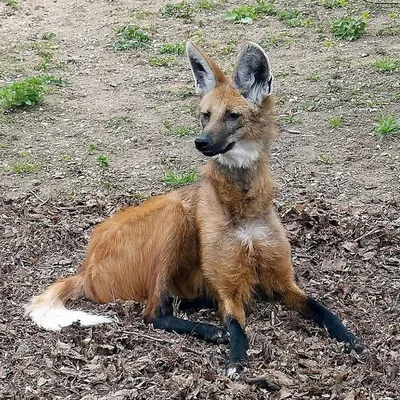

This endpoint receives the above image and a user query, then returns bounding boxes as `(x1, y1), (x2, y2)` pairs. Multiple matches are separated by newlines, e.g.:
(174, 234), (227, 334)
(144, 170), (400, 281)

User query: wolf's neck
(203, 153), (275, 218)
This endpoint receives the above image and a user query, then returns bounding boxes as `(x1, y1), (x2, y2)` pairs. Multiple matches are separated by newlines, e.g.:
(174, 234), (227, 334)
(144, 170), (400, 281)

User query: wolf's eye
(201, 111), (211, 121)
(228, 112), (240, 121)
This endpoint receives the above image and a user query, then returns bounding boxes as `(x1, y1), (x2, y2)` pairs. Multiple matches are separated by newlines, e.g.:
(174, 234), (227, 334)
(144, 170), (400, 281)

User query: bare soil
(0, 0), (399, 399)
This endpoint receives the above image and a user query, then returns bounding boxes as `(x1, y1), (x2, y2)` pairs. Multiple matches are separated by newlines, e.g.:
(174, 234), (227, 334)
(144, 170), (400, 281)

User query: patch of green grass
(377, 25), (399, 37)
(149, 56), (176, 67)
(161, 1), (194, 20)
(318, 154), (330, 164)
(164, 121), (197, 137)
(58, 154), (71, 162)
(374, 115), (400, 138)
(279, 114), (302, 125)
(97, 154), (109, 168)
(159, 43), (185, 55)
(88, 143), (98, 153)
(374, 58), (400, 73)
(224, 1), (276, 24)
(177, 85), (195, 99)
(261, 31), (294, 48)
(331, 16), (366, 41)
(320, 0), (346, 8)
(0, 77), (47, 110)
(10, 161), (42, 173)
(278, 9), (302, 27)
(328, 115), (342, 128)
(197, 0), (215, 10)
(34, 54), (64, 71)
(42, 32), (56, 40)
(2, 0), (18, 9)
(111, 26), (151, 51)
(162, 170), (198, 187)
(307, 72), (321, 82)
(0, 75), (68, 111)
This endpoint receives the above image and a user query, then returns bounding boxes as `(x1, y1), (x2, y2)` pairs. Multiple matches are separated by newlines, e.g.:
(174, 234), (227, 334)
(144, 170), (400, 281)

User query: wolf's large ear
(186, 42), (227, 96)
(233, 42), (273, 105)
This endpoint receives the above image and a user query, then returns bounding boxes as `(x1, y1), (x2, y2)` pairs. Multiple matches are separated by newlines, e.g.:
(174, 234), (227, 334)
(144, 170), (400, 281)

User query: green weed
(328, 115), (342, 128)
(0, 77), (47, 110)
(307, 72), (321, 82)
(197, 0), (215, 10)
(88, 143), (98, 153)
(10, 161), (42, 173)
(177, 86), (195, 99)
(97, 154), (109, 168)
(42, 32), (57, 40)
(278, 9), (301, 27)
(159, 43), (185, 55)
(2, 0), (18, 9)
(161, 1), (194, 19)
(331, 16), (366, 41)
(162, 170), (198, 187)
(320, 0), (346, 8)
(374, 115), (400, 138)
(224, 1), (276, 24)
(374, 58), (400, 73)
(164, 121), (197, 137)
(111, 26), (151, 51)
(318, 154), (330, 164)
(149, 56), (176, 67)
(377, 25), (399, 37)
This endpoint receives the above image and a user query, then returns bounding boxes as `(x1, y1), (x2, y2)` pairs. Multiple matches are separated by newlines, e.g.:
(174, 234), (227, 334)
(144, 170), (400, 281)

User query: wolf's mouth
(201, 141), (235, 157)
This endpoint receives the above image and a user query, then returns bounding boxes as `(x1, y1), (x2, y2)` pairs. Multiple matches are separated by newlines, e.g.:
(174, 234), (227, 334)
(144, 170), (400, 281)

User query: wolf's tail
(25, 275), (112, 331)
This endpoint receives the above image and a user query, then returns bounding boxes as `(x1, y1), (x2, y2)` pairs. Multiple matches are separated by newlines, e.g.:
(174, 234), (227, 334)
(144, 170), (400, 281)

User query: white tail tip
(27, 304), (113, 331)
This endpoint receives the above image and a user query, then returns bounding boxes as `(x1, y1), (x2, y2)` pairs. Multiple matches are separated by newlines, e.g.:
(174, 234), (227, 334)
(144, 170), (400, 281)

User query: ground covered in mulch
(1, 0), (399, 398)
(1, 193), (399, 399)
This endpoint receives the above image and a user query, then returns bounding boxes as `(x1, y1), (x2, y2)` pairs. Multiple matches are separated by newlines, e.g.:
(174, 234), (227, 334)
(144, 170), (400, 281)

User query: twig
(354, 228), (382, 242)
(129, 331), (204, 357)
(29, 190), (49, 205)
(285, 128), (301, 134)
(242, 376), (281, 391)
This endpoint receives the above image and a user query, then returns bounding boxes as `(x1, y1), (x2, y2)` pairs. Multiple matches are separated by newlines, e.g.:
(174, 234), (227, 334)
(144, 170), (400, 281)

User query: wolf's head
(187, 42), (276, 169)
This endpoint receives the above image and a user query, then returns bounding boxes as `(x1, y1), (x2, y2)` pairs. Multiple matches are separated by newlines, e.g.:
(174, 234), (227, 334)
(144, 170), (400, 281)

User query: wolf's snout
(194, 134), (212, 151)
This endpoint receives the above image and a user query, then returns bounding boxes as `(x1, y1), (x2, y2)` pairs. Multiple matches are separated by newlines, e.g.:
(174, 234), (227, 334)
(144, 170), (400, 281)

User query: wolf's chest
(235, 219), (270, 250)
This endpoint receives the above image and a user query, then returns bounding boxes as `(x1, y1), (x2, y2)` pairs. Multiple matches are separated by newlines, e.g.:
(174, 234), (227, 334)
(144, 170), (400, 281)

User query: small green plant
(2, 0), (18, 9)
(328, 115), (342, 128)
(88, 143), (98, 153)
(159, 43), (185, 55)
(279, 114), (302, 125)
(374, 115), (400, 138)
(162, 170), (198, 187)
(161, 1), (194, 19)
(149, 56), (176, 67)
(331, 16), (366, 41)
(10, 161), (42, 173)
(224, 1), (276, 24)
(164, 121), (197, 137)
(374, 58), (400, 73)
(307, 72), (321, 82)
(111, 26), (151, 51)
(42, 32), (56, 40)
(318, 154), (330, 164)
(0, 77), (47, 110)
(278, 9), (301, 27)
(177, 85), (195, 99)
(97, 154), (109, 168)
(377, 25), (399, 37)
(320, 0), (346, 8)
(197, 0), (214, 10)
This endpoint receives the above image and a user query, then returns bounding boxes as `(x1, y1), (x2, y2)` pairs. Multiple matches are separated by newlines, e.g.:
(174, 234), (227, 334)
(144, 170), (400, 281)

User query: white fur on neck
(215, 141), (260, 169)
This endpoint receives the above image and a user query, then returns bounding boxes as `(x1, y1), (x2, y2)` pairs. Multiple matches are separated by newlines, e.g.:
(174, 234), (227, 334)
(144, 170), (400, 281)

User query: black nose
(194, 134), (212, 151)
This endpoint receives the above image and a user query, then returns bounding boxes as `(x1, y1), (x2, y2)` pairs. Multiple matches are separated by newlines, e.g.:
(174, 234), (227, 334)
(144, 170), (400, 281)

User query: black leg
(304, 297), (364, 354)
(225, 317), (248, 378)
(150, 315), (229, 344)
(177, 296), (217, 313)
(146, 297), (228, 344)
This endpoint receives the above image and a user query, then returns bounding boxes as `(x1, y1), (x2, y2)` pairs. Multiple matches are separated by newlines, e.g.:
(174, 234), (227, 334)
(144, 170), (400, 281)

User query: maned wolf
(27, 42), (364, 377)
